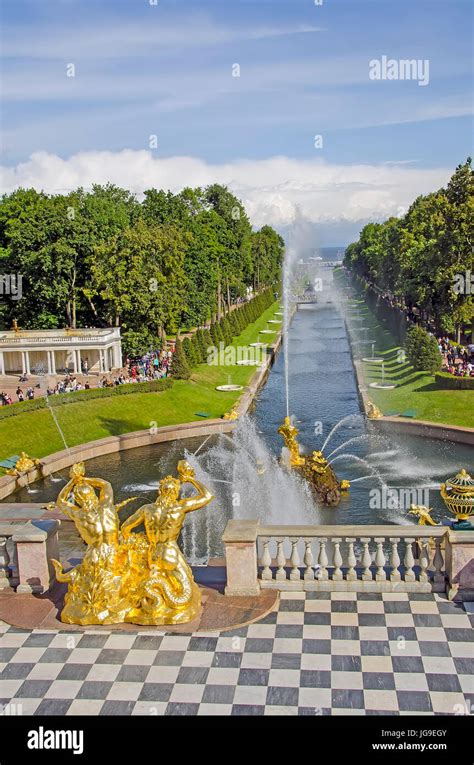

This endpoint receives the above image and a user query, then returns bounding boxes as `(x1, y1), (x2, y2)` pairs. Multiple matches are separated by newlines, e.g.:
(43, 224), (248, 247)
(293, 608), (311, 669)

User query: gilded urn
(440, 469), (474, 529)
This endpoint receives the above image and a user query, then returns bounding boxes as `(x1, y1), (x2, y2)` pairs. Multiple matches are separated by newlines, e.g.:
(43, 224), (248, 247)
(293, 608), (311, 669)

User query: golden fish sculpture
(48, 460), (214, 626)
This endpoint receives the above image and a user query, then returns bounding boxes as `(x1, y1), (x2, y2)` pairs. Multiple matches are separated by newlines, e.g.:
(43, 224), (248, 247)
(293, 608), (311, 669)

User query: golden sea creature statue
(278, 416), (305, 467)
(48, 463), (136, 625)
(47, 460), (214, 626)
(440, 468), (474, 529)
(223, 406), (239, 421)
(367, 401), (382, 419)
(6, 452), (42, 477)
(409, 504), (439, 526)
(121, 460), (214, 625)
(278, 416), (349, 506)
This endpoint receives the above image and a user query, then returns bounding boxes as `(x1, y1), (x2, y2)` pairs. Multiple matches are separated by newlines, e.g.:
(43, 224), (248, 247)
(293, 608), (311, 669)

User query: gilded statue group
(48, 460), (214, 626)
(278, 416), (350, 506)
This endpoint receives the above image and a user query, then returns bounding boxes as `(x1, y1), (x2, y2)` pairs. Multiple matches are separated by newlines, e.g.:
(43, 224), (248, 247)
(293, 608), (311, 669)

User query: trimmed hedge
(0, 378), (174, 421)
(435, 372), (474, 390)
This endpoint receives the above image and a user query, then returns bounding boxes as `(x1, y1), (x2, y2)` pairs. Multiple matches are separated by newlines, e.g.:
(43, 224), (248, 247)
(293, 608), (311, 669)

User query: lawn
(348, 298), (474, 429)
(0, 303), (281, 461)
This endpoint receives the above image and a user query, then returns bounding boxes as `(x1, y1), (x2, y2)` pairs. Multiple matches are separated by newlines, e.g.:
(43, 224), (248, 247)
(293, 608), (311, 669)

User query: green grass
(0, 303), (280, 461)
(349, 298), (474, 428)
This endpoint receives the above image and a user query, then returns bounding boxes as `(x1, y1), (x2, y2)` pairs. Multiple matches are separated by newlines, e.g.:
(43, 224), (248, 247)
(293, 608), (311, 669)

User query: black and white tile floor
(1, 591), (473, 716)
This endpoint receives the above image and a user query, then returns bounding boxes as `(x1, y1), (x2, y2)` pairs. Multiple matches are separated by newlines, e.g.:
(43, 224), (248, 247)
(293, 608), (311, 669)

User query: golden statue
(47, 460), (214, 626)
(223, 406), (239, 421)
(367, 401), (382, 419)
(277, 416), (349, 506)
(6, 452), (42, 476)
(121, 460), (214, 625)
(48, 463), (136, 625)
(409, 504), (439, 526)
(278, 416), (305, 467)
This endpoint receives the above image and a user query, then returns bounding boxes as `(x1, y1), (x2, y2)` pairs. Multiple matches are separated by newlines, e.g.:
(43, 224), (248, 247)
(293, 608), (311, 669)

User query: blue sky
(1, 0), (473, 243)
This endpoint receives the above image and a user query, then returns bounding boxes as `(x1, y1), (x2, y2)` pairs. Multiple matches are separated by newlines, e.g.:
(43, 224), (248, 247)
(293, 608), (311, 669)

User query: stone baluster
(374, 538), (387, 581)
(360, 537), (373, 581)
(317, 538), (328, 580)
(5, 537), (18, 587)
(303, 538), (315, 581)
(289, 537), (300, 581)
(0, 537), (11, 589)
(345, 538), (357, 581)
(404, 538), (416, 582)
(261, 537), (272, 581)
(433, 537), (445, 584)
(419, 540), (430, 583)
(332, 538), (343, 581)
(275, 538), (287, 581)
(389, 538), (401, 582)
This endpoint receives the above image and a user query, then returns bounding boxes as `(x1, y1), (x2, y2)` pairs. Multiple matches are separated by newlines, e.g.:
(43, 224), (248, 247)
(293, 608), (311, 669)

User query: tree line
(343, 159), (473, 341)
(174, 287), (275, 379)
(0, 184), (284, 354)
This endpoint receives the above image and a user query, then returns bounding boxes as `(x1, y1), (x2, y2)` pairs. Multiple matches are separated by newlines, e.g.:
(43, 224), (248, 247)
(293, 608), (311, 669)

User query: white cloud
(1, 150), (451, 228)
(1, 17), (325, 60)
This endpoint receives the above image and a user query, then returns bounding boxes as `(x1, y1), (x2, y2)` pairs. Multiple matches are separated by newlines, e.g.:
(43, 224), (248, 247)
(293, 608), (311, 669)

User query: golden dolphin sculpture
(47, 460), (214, 626)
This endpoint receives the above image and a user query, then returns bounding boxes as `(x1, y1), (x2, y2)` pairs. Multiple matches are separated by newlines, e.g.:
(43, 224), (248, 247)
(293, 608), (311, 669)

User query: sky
(1, 0), (473, 244)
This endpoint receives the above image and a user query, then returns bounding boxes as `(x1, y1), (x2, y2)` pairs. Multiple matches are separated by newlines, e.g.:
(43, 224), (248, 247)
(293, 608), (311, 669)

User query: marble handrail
(223, 520), (451, 596)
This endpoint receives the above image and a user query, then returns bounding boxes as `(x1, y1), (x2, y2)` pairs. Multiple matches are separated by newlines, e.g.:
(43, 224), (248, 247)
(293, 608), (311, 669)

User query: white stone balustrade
(0, 520), (60, 594)
(224, 521), (450, 595)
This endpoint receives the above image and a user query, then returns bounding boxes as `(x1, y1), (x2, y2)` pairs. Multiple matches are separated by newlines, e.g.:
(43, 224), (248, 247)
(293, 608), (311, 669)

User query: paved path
(1, 591), (472, 716)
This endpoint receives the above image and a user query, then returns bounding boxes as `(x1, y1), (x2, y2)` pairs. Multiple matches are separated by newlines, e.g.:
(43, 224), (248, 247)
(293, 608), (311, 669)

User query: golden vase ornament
(440, 469), (474, 530)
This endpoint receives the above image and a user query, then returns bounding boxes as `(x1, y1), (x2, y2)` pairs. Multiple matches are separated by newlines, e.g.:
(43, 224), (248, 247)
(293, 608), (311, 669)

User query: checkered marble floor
(1, 591), (473, 716)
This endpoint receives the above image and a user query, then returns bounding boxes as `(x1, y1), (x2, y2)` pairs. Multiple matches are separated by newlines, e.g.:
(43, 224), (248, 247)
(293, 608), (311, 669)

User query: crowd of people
(0, 346), (176, 406)
(366, 282), (474, 378)
(438, 337), (474, 377)
(99, 348), (174, 387)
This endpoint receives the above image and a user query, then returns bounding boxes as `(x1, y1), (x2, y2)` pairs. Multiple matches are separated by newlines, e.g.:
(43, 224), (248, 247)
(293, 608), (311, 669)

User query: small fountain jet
(277, 416), (349, 506)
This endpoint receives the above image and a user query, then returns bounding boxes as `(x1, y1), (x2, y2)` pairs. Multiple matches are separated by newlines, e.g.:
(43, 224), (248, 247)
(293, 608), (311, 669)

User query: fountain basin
(249, 342), (267, 348)
(260, 329), (276, 334)
(362, 357), (384, 363)
(215, 385), (244, 392)
(236, 360), (261, 366)
(369, 382), (397, 389)
(268, 320), (282, 324)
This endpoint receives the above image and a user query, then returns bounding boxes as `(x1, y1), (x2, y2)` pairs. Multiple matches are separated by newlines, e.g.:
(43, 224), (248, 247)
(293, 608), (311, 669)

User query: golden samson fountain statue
(47, 460), (214, 626)
(278, 416), (349, 506)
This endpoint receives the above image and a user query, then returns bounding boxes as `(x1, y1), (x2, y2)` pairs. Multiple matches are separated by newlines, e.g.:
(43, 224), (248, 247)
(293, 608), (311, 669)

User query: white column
(0, 351), (4, 376)
(47, 351), (52, 374)
(113, 342), (122, 369)
(50, 350), (56, 375)
(72, 348), (78, 374)
(25, 351), (31, 375)
(103, 349), (109, 373)
(76, 348), (81, 373)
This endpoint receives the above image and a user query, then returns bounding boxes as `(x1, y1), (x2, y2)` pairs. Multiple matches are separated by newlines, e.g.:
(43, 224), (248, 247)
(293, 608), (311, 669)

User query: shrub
(182, 337), (197, 367)
(194, 330), (207, 362)
(405, 325), (441, 375)
(435, 372), (474, 390)
(220, 316), (233, 346)
(0, 379), (174, 420)
(210, 322), (223, 345)
(171, 339), (191, 379)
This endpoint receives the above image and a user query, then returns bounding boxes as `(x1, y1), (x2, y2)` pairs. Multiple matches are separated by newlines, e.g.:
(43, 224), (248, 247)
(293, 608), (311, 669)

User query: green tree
(171, 339), (191, 379)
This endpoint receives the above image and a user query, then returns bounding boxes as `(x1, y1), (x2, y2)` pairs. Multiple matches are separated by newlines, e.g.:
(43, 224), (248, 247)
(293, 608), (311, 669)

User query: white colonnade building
(0, 327), (122, 376)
